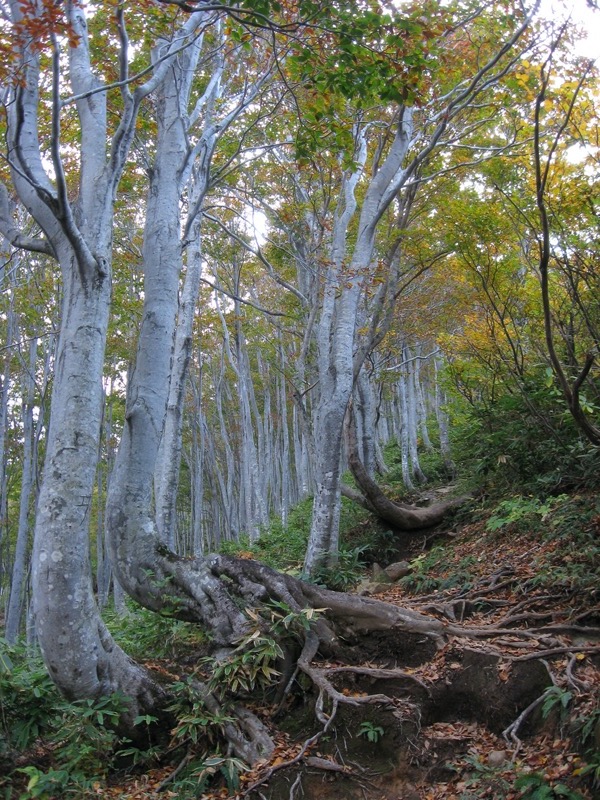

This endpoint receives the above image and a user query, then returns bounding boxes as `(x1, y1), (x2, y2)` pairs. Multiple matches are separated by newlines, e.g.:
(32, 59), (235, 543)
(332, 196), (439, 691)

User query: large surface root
(119, 545), (600, 780)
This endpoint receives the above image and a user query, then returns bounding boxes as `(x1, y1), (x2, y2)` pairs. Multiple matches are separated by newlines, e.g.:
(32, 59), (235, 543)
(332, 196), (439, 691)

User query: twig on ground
(513, 645), (600, 662)
(154, 751), (193, 792)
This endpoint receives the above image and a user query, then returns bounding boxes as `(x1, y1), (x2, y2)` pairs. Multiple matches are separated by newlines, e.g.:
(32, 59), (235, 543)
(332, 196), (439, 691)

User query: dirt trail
(239, 510), (600, 800)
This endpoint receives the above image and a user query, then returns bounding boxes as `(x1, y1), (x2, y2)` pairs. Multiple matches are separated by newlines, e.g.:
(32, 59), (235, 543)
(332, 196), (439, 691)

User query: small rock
(357, 581), (392, 596)
(372, 563), (391, 581)
(384, 560), (412, 581)
(487, 749), (507, 768)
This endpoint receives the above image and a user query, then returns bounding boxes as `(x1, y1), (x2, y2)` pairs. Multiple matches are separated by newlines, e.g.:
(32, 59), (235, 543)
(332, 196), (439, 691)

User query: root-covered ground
(7, 493), (600, 800)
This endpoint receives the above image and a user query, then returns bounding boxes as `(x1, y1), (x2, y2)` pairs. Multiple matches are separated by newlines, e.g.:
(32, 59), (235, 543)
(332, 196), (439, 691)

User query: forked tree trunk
(2, 0), (209, 728)
(306, 110), (416, 574)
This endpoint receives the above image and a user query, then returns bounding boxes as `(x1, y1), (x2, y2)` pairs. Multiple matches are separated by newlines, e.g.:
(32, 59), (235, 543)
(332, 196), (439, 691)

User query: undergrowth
(0, 640), (156, 799)
(103, 603), (208, 661)
(219, 494), (373, 589)
(2, 413), (600, 799)
(398, 493), (600, 599)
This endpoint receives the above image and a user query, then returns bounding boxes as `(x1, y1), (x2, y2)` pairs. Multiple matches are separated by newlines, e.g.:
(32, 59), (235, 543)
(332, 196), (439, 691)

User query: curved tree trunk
(345, 406), (470, 531)
(1, 0), (211, 734)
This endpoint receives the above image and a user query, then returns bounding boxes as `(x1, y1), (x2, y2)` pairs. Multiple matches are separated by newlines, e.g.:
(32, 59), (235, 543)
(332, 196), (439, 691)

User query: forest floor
(88, 491), (600, 800)
(4, 492), (599, 800)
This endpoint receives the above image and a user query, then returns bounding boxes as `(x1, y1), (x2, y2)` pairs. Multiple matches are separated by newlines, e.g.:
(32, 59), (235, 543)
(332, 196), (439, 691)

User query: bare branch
(202, 276), (287, 317)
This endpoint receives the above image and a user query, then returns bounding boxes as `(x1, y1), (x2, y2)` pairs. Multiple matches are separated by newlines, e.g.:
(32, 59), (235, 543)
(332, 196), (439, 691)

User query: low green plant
(0, 639), (59, 751)
(50, 692), (129, 775)
(266, 600), (324, 637)
(311, 544), (369, 590)
(357, 721), (384, 743)
(398, 548), (444, 594)
(206, 630), (283, 697)
(460, 753), (512, 798)
(573, 707), (600, 790)
(192, 754), (247, 794)
(168, 678), (235, 745)
(486, 495), (567, 533)
(16, 766), (82, 799)
(199, 602), (324, 701)
(244, 497), (314, 570)
(541, 686), (573, 722)
(165, 753), (248, 798)
(104, 603), (207, 660)
(526, 495), (600, 593)
(514, 770), (584, 799)
(228, 494), (372, 576)
(448, 368), (600, 496)
(382, 438), (454, 491)
(0, 640), (164, 798)
(8, 692), (141, 799)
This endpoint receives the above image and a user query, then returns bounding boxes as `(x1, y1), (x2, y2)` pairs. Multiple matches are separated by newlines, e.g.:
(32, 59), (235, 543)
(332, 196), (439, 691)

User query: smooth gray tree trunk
(404, 343), (427, 484)
(2, 0), (207, 722)
(5, 337), (38, 642)
(5, 338), (36, 641)
(305, 110), (415, 574)
(0, 280), (15, 599)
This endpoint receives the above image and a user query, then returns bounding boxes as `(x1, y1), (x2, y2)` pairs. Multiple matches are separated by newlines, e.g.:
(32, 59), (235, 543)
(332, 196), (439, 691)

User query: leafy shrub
(104, 602), (207, 660)
(218, 497), (314, 571)
(398, 547), (445, 594)
(573, 706), (600, 790)
(514, 770), (584, 799)
(158, 753), (247, 798)
(486, 495), (567, 533)
(0, 639), (163, 798)
(526, 495), (600, 594)
(198, 602), (322, 702)
(223, 493), (372, 577)
(450, 377), (600, 495)
(168, 678), (235, 744)
(0, 639), (59, 751)
(310, 544), (369, 590)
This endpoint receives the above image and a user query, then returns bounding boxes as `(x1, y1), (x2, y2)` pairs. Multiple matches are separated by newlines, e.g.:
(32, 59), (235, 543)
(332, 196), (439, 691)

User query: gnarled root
(120, 549), (452, 765)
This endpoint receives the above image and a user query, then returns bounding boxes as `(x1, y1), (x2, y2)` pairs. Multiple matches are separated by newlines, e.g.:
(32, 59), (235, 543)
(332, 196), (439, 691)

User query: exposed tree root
(513, 645), (600, 662)
(502, 659), (556, 755)
(109, 539), (600, 770)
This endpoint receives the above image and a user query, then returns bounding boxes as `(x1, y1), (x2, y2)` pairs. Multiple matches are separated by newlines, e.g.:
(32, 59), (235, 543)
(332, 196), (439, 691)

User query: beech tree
(1, 0), (575, 763)
(262, 4), (543, 572)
